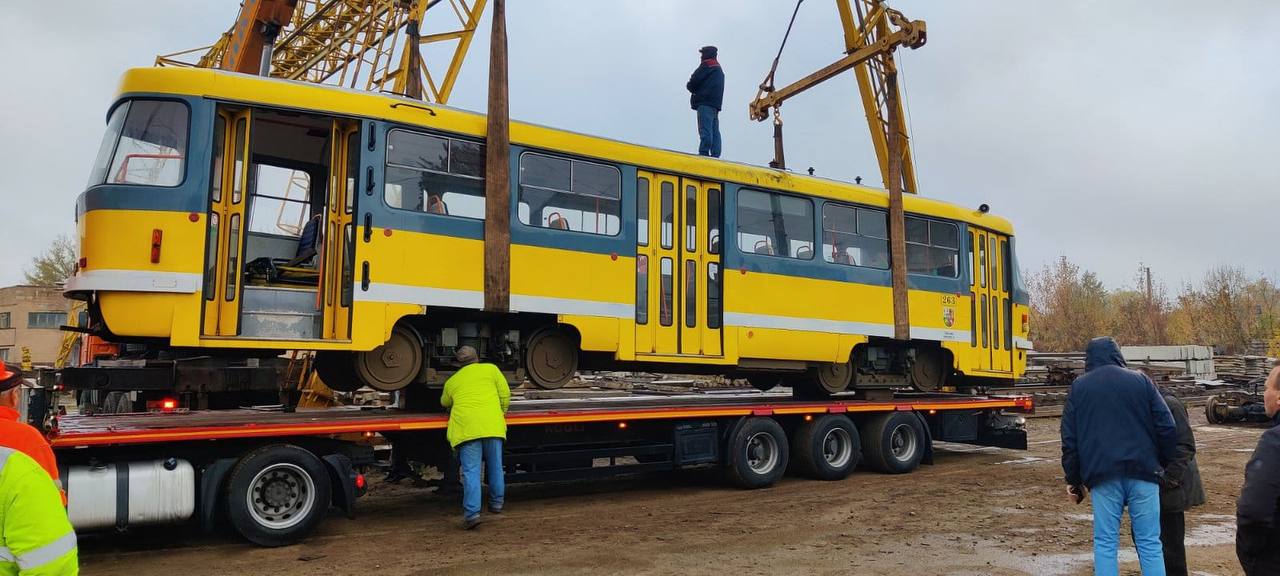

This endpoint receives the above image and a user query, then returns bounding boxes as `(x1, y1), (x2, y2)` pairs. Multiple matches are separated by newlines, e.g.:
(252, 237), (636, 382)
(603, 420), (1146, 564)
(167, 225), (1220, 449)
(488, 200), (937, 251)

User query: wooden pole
(483, 0), (510, 312)
(886, 72), (909, 340)
(404, 13), (424, 100)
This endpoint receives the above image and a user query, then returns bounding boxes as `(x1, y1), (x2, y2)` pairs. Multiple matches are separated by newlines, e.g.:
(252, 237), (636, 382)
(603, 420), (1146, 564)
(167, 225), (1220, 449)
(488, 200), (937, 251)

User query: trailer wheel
(725, 417), (789, 489)
(861, 412), (926, 474)
(226, 444), (332, 547)
(792, 415), (861, 480)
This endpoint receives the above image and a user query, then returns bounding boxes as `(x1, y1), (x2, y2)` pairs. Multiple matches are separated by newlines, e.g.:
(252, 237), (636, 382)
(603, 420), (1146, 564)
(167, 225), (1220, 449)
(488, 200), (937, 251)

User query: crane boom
(155, 0), (487, 105)
(749, 0), (924, 194)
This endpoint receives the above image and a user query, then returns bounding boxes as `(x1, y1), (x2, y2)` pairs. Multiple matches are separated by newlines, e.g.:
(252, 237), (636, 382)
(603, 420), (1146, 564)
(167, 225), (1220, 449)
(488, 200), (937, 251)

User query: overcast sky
(1, 1), (1276, 292)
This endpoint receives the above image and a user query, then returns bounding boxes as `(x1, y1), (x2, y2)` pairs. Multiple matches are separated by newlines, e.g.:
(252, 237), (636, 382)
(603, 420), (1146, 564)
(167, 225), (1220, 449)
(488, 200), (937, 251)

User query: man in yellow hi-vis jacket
(0, 446), (78, 575)
(440, 346), (511, 530)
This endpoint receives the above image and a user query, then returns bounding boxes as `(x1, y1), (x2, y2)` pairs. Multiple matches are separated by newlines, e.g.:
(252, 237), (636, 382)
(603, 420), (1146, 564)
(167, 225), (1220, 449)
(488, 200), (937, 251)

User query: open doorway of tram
(202, 107), (359, 342)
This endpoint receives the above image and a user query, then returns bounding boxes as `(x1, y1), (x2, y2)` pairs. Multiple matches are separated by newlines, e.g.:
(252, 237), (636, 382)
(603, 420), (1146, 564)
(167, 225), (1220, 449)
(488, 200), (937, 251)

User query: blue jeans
(696, 104), (721, 157)
(1090, 478), (1165, 576)
(457, 438), (505, 520)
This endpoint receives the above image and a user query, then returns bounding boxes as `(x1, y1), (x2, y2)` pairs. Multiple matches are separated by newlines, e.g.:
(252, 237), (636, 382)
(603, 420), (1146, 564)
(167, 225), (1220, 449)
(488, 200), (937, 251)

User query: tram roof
(114, 67), (1014, 235)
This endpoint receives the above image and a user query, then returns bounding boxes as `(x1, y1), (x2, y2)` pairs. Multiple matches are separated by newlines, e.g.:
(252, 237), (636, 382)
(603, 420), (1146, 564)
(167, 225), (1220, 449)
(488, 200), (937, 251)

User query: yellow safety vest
(0, 447), (78, 575)
(440, 363), (511, 448)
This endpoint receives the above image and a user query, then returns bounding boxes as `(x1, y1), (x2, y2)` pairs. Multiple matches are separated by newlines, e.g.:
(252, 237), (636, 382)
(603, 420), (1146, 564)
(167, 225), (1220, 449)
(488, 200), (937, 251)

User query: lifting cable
(759, 0), (805, 95)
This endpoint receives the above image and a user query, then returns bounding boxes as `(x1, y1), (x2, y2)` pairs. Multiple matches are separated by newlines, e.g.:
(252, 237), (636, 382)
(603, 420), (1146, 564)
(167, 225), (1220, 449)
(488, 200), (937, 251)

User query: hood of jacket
(1085, 337), (1126, 371)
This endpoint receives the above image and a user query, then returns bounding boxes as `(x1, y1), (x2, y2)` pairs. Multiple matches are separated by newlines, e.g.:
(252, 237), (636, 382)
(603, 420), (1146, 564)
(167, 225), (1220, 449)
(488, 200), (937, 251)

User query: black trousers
(1160, 510), (1187, 576)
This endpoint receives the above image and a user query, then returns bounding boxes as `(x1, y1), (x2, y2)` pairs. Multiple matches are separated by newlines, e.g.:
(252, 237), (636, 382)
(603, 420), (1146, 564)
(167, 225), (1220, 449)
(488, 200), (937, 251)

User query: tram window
(384, 129), (486, 220)
(248, 165), (310, 237)
(205, 212), (219, 301)
(1002, 239), (1012, 292)
(91, 100), (189, 188)
(659, 258), (673, 326)
(736, 189), (814, 260)
(707, 262), (722, 329)
(708, 188), (721, 254)
(518, 153), (621, 236)
(635, 255), (648, 324)
(905, 216), (959, 278)
(637, 177), (649, 246)
(685, 260), (697, 327)
(822, 203), (889, 269)
(685, 185), (697, 251)
(660, 181), (674, 248)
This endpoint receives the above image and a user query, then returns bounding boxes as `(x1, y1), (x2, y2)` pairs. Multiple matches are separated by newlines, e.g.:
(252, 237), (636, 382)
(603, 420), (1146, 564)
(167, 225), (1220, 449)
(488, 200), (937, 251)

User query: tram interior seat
(427, 194), (449, 215)
(246, 214), (323, 286)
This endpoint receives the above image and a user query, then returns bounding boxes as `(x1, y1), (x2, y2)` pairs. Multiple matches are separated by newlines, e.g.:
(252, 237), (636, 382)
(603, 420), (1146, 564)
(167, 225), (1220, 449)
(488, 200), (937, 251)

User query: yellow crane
(749, 0), (926, 339)
(155, 0), (488, 104)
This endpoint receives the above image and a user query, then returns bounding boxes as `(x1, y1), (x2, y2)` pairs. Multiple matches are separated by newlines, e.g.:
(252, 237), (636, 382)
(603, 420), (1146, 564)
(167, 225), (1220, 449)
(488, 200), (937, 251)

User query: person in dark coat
(1158, 392), (1205, 576)
(1237, 364), (1280, 575)
(686, 45), (724, 158)
(1061, 337), (1178, 576)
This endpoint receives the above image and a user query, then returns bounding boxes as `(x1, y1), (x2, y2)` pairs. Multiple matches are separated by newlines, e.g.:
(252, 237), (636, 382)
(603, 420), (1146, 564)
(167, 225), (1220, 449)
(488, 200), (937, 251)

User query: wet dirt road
(80, 411), (1261, 575)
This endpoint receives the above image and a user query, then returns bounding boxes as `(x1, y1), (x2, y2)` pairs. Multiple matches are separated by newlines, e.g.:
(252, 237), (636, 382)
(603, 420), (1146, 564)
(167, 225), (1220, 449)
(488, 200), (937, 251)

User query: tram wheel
(909, 346), (948, 392)
(314, 352), (364, 392)
(354, 325), (423, 392)
(525, 326), (578, 389)
(814, 360), (853, 395)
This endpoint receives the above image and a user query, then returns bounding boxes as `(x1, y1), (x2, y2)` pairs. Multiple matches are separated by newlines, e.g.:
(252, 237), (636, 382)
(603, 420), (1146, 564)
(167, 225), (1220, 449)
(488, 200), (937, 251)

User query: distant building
(0, 285), (71, 367)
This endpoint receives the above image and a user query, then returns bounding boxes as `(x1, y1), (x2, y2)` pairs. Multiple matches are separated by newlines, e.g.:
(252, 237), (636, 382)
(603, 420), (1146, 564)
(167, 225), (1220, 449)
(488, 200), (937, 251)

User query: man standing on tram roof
(687, 45), (724, 158)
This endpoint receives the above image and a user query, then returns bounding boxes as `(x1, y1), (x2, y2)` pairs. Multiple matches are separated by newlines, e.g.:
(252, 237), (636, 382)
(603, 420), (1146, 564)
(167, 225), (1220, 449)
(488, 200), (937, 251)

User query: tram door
(969, 229), (1013, 374)
(321, 121), (359, 340)
(203, 109), (252, 336)
(635, 171), (722, 357)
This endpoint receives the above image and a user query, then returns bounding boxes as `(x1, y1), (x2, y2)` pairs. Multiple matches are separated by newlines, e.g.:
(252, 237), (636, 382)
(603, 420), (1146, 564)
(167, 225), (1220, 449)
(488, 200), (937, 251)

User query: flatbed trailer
(43, 390), (1032, 547)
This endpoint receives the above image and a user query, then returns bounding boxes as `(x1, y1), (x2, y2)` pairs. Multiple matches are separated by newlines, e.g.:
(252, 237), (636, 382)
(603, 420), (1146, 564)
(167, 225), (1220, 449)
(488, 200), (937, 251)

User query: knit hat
(455, 346), (479, 366)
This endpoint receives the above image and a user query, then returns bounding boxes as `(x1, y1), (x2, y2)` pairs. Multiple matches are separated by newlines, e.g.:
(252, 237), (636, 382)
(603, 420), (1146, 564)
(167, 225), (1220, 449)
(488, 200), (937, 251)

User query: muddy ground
(80, 409), (1263, 575)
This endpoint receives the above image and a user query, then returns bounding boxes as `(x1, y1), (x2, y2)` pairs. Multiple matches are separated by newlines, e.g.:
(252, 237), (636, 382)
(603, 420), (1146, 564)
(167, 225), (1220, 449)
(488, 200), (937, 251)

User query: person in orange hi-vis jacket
(0, 363), (62, 501)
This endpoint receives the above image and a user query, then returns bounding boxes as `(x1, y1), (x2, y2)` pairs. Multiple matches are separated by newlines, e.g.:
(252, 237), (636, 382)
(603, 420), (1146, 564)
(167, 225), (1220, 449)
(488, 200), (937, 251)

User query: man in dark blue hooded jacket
(686, 45), (724, 157)
(1061, 337), (1178, 576)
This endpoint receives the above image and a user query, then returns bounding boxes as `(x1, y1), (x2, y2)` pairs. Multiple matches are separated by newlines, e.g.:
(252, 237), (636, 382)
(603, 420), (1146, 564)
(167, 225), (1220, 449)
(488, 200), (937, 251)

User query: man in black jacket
(1159, 392), (1205, 576)
(687, 45), (724, 158)
(1061, 337), (1178, 576)
(1237, 364), (1280, 575)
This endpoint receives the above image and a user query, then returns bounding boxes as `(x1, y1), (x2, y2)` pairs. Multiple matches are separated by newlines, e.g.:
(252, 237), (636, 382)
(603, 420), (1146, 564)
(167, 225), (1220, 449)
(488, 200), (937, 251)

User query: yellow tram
(68, 67), (1029, 394)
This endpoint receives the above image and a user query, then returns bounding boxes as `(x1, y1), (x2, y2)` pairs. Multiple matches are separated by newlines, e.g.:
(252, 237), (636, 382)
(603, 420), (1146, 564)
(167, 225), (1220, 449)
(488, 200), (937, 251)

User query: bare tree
(23, 234), (77, 287)
(1027, 256), (1110, 352)
(1108, 265), (1170, 345)
(1177, 266), (1253, 354)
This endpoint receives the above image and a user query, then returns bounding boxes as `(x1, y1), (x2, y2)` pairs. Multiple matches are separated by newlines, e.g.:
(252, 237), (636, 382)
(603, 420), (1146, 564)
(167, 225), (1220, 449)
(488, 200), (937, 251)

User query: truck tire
(861, 412), (926, 474)
(725, 417), (789, 489)
(792, 415), (860, 480)
(226, 444), (332, 547)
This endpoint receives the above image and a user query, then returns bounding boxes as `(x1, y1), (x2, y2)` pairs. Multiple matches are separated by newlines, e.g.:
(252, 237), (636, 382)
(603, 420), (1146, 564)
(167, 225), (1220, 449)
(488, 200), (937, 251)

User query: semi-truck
(35, 386), (1031, 547)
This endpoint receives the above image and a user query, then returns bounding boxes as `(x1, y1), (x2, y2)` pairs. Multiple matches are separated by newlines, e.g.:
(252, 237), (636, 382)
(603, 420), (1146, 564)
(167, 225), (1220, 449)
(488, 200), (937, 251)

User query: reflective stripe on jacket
(0, 447), (78, 575)
(440, 363), (511, 448)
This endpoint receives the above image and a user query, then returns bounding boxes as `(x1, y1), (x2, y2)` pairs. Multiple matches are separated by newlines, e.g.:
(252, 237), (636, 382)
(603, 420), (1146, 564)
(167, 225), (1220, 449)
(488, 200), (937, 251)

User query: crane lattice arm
(155, 0), (488, 104)
(749, 0), (924, 194)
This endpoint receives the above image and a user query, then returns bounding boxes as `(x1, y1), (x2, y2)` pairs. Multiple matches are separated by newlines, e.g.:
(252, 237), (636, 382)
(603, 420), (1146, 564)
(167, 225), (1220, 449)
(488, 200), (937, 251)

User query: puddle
(998, 548), (1138, 576)
(1185, 516), (1235, 546)
(994, 456), (1050, 465)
